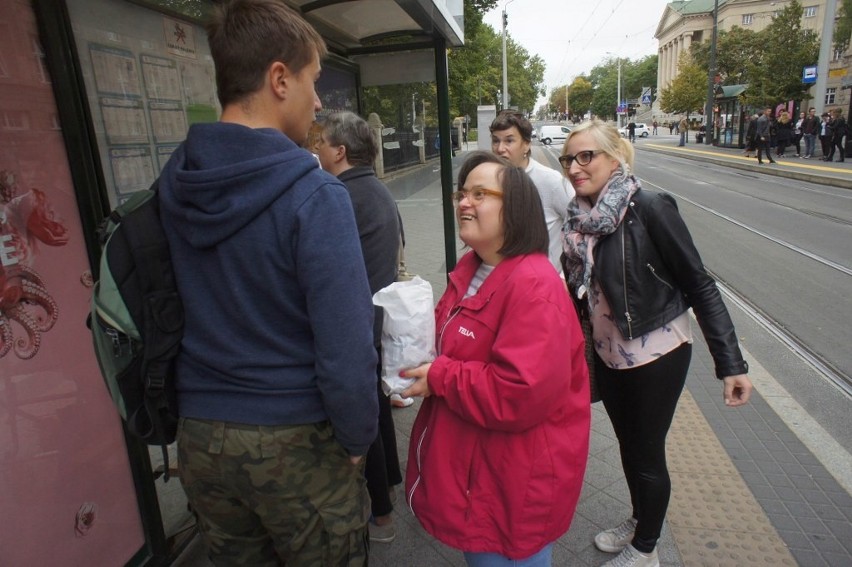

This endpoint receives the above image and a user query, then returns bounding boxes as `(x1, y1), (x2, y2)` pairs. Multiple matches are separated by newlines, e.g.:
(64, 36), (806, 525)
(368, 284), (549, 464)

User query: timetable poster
(68, 0), (219, 207)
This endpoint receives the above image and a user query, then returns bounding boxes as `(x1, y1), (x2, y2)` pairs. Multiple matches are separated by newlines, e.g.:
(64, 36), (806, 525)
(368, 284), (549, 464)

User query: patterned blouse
(589, 280), (692, 370)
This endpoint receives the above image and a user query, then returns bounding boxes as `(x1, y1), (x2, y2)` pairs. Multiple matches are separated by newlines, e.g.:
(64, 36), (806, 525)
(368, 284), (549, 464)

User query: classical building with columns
(653, 0), (845, 121)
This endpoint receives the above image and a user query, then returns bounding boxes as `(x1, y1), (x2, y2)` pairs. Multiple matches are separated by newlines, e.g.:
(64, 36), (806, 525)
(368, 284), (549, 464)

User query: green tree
(742, 0), (819, 106)
(621, 55), (659, 103)
(690, 26), (762, 87)
(567, 77), (594, 119)
(836, 0), (852, 52)
(588, 58), (620, 120)
(447, 1), (544, 122)
(659, 54), (706, 117)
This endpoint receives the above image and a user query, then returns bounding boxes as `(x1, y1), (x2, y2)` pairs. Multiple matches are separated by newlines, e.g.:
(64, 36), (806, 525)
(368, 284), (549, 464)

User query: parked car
(618, 123), (650, 138)
(538, 124), (571, 145)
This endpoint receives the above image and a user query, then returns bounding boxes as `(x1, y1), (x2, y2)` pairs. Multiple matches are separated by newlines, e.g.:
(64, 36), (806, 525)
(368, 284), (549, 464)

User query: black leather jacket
(593, 188), (748, 379)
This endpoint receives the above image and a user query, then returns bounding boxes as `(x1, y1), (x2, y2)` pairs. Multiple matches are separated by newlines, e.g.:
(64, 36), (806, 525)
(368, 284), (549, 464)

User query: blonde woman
(560, 120), (752, 567)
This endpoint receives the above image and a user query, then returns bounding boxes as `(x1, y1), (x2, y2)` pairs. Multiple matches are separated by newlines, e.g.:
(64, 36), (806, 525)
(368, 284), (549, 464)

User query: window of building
(742, 14), (753, 25)
(833, 47), (844, 61)
(804, 6), (817, 18)
(825, 88), (836, 105)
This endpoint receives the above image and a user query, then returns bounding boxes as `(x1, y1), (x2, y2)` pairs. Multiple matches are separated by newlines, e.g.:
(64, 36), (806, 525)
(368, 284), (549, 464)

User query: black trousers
(756, 137), (774, 162)
(365, 347), (403, 517)
(596, 342), (692, 554)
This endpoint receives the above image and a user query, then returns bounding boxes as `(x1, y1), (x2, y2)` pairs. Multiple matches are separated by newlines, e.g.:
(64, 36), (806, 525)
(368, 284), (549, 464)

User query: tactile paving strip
(667, 391), (797, 566)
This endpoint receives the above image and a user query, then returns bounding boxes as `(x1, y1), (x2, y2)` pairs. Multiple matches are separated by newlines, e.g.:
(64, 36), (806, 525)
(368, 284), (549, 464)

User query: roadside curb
(638, 143), (852, 190)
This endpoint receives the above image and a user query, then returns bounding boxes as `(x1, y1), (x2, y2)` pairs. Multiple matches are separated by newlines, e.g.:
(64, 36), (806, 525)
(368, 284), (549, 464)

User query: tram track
(638, 180), (852, 398)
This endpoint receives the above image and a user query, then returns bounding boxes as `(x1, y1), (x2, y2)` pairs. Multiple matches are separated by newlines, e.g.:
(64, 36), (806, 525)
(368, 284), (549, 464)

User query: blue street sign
(803, 66), (817, 84)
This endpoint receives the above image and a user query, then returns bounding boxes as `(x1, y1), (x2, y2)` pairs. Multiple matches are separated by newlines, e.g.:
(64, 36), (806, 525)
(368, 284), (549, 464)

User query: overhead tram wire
(550, 0), (628, 95)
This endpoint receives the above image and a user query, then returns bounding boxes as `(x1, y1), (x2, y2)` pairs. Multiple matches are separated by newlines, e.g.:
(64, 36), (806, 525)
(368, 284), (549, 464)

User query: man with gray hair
(317, 111), (405, 543)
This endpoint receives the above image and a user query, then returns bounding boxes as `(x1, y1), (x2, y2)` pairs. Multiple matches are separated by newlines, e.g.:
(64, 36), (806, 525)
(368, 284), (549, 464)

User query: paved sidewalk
(631, 132), (852, 189)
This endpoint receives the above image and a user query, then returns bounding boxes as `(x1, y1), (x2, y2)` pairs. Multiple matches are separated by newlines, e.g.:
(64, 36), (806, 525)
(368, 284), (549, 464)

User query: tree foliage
(578, 55), (658, 120)
(836, 0), (852, 52)
(659, 53), (706, 116)
(690, 26), (763, 87)
(448, 6), (544, 119)
(688, 1), (819, 108)
(743, 0), (819, 106)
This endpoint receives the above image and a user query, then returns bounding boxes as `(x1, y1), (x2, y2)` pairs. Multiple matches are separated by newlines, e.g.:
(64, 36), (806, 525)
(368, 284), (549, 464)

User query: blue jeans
(678, 131), (686, 146)
(464, 543), (553, 567)
(803, 133), (816, 156)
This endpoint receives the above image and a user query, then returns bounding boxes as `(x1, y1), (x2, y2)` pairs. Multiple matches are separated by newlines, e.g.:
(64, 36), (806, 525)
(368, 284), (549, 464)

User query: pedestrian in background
(401, 151), (591, 567)
(561, 119), (753, 567)
(677, 116), (688, 146)
(793, 110), (805, 157)
(652, 119), (658, 135)
(755, 107), (776, 165)
(316, 111), (405, 544)
(743, 114), (758, 158)
(820, 112), (834, 160)
(775, 110), (794, 157)
(801, 108), (819, 159)
(490, 110), (573, 274)
(160, 1), (379, 564)
(830, 108), (847, 162)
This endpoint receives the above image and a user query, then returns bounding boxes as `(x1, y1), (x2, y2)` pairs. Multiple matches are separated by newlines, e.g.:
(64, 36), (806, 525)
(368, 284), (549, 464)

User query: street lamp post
(704, 0), (718, 145)
(501, 0), (517, 110)
(617, 58), (622, 128)
(607, 52), (622, 127)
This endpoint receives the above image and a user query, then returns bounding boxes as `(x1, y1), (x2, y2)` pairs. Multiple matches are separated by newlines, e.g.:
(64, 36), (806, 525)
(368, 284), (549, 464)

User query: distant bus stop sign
(803, 66), (817, 84)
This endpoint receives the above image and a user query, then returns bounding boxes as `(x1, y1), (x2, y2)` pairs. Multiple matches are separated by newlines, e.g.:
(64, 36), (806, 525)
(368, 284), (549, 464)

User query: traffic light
(502, 11), (508, 27)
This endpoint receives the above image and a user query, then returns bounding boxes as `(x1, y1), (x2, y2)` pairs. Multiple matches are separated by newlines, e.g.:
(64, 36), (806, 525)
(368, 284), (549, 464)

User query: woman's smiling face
(456, 162), (505, 263)
(562, 131), (620, 203)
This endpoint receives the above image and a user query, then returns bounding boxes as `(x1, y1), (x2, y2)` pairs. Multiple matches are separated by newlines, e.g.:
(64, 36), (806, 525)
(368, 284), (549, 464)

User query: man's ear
(269, 61), (290, 100)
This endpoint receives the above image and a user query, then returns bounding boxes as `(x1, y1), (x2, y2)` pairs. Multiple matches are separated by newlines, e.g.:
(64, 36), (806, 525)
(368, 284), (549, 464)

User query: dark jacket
(159, 122), (378, 455)
(337, 165), (401, 345)
(801, 116), (820, 136)
(775, 120), (794, 143)
(832, 116), (847, 142)
(592, 188), (748, 379)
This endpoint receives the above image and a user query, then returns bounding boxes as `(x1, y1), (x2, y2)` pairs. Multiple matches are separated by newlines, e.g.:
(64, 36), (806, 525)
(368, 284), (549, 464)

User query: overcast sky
(481, 0), (673, 109)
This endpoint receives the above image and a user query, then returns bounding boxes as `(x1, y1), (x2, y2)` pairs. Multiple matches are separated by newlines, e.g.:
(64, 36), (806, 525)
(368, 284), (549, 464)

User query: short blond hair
(561, 119), (634, 172)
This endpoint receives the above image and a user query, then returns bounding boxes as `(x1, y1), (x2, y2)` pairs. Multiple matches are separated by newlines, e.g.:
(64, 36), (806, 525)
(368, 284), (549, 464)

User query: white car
(618, 123), (650, 138)
(538, 124), (571, 145)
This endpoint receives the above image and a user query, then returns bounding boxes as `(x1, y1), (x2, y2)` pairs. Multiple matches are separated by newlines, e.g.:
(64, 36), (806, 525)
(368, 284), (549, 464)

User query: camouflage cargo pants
(177, 418), (370, 566)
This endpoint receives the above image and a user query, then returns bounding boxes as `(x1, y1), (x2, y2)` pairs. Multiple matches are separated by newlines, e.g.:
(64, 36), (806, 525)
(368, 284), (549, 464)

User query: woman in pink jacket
(400, 151), (591, 566)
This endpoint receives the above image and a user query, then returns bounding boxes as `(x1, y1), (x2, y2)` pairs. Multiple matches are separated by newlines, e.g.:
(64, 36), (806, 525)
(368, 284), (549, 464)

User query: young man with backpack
(156, 1), (378, 564)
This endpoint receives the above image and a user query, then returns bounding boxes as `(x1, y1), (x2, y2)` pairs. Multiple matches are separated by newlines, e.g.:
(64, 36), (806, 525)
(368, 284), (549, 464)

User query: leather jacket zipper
(647, 263), (674, 289)
(621, 227), (633, 339)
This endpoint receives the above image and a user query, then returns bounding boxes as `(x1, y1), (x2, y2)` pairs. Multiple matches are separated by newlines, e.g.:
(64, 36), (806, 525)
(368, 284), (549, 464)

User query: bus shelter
(1, 0), (462, 564)
(713, 84), (748, 148)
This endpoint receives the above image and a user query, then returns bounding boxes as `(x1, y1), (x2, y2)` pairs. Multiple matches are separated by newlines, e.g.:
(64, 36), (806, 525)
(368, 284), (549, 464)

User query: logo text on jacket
(458, 326), (476, 339)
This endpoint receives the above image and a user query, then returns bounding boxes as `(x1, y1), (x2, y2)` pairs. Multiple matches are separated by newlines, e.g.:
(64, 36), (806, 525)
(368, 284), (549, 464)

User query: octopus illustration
(0, 171), (68, 359)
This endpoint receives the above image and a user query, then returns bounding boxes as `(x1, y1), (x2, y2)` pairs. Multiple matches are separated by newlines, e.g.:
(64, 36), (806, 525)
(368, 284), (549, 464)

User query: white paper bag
(372, 276), (436, 395)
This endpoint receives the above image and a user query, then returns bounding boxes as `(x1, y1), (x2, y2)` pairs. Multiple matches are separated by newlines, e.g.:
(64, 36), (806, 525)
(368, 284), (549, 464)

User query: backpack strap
(122, 178), (183, 479)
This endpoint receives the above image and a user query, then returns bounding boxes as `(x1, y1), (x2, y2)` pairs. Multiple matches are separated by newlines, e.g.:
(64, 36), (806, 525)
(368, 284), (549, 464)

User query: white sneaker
(601, 544), (659, 567)
(594, 517), (637, 553)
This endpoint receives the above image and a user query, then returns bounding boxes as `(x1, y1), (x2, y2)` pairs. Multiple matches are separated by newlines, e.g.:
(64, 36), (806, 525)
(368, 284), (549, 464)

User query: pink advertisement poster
(0, 0), (145, 564)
